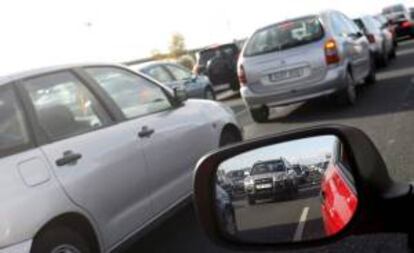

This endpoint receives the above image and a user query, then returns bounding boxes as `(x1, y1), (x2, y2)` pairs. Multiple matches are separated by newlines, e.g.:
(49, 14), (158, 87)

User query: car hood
(248, 172), (284, 181)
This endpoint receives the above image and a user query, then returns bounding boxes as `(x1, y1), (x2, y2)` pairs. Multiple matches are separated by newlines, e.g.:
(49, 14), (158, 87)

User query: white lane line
(293, 206), (310, 242)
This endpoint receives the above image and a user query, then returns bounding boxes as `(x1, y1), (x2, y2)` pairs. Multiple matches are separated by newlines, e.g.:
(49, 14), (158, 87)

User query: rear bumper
(395, 25), (414, 38)
(241, 65), (347, 108)
(0, 240), (32, 253)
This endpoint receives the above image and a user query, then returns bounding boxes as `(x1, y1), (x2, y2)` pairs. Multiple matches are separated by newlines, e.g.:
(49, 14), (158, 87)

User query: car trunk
(243, 39), (327, 94)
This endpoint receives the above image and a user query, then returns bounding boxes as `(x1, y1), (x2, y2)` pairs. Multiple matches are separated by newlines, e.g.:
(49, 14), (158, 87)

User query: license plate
(256, 183), (273, 189)
(268, 68), (304, 82)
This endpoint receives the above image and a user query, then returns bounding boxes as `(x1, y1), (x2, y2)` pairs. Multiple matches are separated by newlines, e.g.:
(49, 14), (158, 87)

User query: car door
(340, 13), (371, 80)
(19, 71), (152, 248)
(84, 66), (216, 217)
(164, 64), (203, 98)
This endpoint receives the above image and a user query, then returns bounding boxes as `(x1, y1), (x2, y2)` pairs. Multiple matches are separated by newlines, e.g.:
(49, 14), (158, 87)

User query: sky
(218, 136), (337, 173)
(0, 0), (413, 76)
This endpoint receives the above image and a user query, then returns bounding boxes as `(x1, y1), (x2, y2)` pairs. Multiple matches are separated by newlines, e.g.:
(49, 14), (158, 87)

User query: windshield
(251, 160), (286, 175)
(244, 16), (324, 57)
(383, 5), (405, 14)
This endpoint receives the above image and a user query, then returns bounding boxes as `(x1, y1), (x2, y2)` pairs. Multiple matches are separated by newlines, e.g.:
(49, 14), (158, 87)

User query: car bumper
(248, 182), (289, 199)
(395, 25), (414, 38)
(241, 65), (346, 108)
(0, 240), (32, 253)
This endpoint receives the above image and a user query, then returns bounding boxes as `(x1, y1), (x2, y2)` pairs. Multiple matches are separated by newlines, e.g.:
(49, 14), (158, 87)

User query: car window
(165, 65), (192, 80)
(353, 19), (367, 33)
(338, 13), (358, 35)
(364, 17), (381, 33)
(244, 16), (324, 57)
(145, 66), (174, 83)
(85, 67), (172, 119)
(21, 72), (110, 141)
(0, 87), (31, 158)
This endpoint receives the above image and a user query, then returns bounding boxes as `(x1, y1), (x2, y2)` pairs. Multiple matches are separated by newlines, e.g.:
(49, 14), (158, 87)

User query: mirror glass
(215, 135), (358, 243)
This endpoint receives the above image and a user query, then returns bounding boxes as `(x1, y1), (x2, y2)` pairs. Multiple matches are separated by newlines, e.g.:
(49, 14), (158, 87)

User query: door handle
(56, 151), (82, 166)
(138, 126), (155, 138)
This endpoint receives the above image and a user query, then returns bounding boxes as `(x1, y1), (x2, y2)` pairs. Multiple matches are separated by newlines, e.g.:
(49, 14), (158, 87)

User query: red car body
(321, 163), (358, 236)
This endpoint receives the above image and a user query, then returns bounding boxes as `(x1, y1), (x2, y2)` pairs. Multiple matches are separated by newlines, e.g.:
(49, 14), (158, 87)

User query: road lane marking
(293, 206), (310, 242)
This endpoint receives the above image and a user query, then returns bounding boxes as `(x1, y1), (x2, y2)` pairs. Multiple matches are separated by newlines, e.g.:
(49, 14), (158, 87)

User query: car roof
(0, 62), (129, 87)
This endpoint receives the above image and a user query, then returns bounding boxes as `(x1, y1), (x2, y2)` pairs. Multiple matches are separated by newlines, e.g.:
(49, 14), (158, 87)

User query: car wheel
(390, 46), (397, 60)
(204, 87), (216, 100)
(248, 196), (256, 205)
(31, 226), (92, 253)
(379, 49), (389, 67)
(337, 71), (356, 106)
(219, 127), (242, 147)
(364, 56), (377, 85)
(223, 208), (237, 235)
(230, 80), (240, 91)
(250, 105), (270, 123)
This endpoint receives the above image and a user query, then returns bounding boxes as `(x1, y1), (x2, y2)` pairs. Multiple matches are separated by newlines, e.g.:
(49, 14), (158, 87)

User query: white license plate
(256, 183), (273, 189)
(268, 68), (304, 82)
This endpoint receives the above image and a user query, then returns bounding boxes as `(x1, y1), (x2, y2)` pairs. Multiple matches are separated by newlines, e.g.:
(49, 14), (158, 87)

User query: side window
(339, 14), (357, 35)
(145, 66), (174, 83)
(21, 72), (110, 141)
(165, 65), (192, 80)
(85, 67), (172, 119)
(0, 87), (32, 157)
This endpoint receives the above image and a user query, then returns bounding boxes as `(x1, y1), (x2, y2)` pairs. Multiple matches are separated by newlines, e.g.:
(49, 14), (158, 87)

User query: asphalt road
(234, 184), (324, 243)
(124, 40), (414, 253)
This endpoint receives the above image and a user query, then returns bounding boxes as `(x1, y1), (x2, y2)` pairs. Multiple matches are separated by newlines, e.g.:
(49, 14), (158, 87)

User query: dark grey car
(132, 62), (216, 100)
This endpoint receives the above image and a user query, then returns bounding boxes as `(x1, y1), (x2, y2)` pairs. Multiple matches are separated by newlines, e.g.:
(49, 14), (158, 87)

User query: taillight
(238, 64), (247, 86)
(324, 39), (340, 65)
(402, 21), (412, 28)
(367, 34), (376, 44)
(192, 64), (200, 75)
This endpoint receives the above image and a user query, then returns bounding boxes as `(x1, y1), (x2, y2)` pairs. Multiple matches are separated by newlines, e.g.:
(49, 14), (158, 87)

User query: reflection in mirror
(215, 135), (358, 243)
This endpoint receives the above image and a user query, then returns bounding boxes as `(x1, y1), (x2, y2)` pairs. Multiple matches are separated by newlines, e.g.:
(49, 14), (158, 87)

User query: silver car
(131, 62), (216, 100)
(238, 11), (375, 123)
(0, 63), (242, 253)
(354, 15), (395, 67)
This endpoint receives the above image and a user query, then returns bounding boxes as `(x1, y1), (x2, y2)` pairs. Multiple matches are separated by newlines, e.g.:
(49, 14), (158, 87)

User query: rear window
(383, 5), (405, 14)
(198, 45), (238, 65)
(251, 160), (285, 175)
(0, 87), (31, 158)
(244, 16), (324, 57)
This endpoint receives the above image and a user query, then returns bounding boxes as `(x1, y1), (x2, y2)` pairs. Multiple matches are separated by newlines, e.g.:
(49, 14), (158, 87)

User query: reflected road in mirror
(215, 135), (357, 243)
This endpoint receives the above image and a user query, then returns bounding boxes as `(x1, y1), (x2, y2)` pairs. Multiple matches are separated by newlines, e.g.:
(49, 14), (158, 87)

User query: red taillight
(192, 64), (200, 75)
(367, 34), (376, 44)
(325, 39), (340, 65)
(238, 65), (247, 86)
(402, 21), (412, 28)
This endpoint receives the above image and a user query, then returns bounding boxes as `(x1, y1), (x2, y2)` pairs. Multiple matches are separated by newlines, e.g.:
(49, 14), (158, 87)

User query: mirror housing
(173, 86), (188, 105)
(193, 125), (412, 251)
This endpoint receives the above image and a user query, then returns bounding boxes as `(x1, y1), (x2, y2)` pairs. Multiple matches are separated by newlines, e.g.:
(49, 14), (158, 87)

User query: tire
(364, 56), (377, 85)
(204, 87), (216, 100)
(230, 80), (240, 91)
(219, 128), (242, 147)
(379, 46), (389, 67)
(223, 208), (238, 235)
(250, 105), (270, 123)
(390, 46), (397, 60)
(31, 226), (92, 253)
(248, 196), (256, 205)
(337, 71), (357, 106)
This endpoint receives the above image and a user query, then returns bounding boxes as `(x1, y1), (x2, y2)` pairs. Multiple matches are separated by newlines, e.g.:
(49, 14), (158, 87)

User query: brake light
(324, 39), (340, 65)
(402, 21), (412, 28)
(238, 65), (247, 86)
(367, 34), (376, 44)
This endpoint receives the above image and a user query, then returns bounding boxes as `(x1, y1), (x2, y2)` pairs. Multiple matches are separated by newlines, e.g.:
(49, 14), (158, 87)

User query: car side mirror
(173, 86), (187, 104)
(193, 125), (412, 251)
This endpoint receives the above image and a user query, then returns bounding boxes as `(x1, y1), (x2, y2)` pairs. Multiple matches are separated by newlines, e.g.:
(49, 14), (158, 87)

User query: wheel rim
(51, 244), (82, 253)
